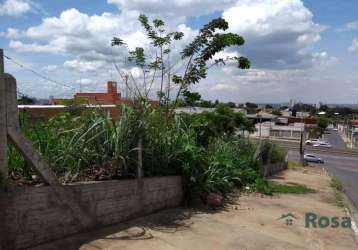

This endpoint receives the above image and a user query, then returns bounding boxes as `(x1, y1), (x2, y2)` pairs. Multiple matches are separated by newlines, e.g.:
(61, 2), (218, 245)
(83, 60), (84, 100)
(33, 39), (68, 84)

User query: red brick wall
(74, 81), (120, 104)
(19, 106), (121, 121)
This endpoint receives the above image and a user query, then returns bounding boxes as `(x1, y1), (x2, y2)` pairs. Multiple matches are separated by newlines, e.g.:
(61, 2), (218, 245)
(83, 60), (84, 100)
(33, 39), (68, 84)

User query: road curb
(342, 191), (358, 238)
(346, 208), (358, 238)
(323, 167), (358, 240)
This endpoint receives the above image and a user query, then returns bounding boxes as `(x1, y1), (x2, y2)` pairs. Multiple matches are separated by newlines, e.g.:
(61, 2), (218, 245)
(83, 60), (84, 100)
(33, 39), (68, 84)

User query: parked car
(313, 142), (332, 148)
(304, 154), (324, 163)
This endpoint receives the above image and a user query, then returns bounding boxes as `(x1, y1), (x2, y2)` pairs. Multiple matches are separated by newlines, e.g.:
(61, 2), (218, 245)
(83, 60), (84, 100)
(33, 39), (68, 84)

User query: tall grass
(260, 141), (287, 164)
(7, 105), (287, 199)
(204, 138), (258, 193)
(8, 106), (140, 181)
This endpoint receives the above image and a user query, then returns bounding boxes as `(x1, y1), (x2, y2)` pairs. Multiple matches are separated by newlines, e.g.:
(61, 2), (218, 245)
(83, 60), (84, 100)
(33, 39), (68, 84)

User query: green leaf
(111, 37), (125, 46)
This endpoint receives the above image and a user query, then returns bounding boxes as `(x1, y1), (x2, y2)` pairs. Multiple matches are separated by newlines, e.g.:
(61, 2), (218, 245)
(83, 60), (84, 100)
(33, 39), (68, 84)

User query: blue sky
(0, 0), (357, 104)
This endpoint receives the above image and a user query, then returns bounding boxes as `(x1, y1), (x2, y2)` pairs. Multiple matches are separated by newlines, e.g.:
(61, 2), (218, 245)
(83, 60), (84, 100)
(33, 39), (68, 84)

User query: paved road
(287, 128), (358, 207)
(261, 130), (358, 207)
(322, 128), (347, 149)
(288, 150), (358, 208)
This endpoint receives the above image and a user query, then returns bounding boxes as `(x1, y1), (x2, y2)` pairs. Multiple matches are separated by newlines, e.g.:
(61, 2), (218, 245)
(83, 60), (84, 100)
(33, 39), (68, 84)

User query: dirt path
(32, 167), (358, 250)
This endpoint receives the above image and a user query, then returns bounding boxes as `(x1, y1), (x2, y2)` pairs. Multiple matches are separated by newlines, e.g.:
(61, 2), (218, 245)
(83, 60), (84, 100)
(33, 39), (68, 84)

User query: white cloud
(0, 0), (30, 16)
(7, 8), (196, 75)
(9, 40), (63, 53)
(348, 38), (358, 53)
(75, 78), (93, 85)
(4, 0), (353, 103)
(210, 83), (239, 91)
(311, 51), (339, 68)
(9, 9), (144, 58)
(8, 1), (330, 71)
(222, 0), (328, 69)
(337, 20), (358, 32)
(64, 59), (105, 73)
(0, 28), (22, 38)
(42, 64), (58, 72)
(108, 0), (235, 19)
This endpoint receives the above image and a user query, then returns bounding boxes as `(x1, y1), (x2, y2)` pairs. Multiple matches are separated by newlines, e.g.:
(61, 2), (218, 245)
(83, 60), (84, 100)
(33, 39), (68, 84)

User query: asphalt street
(322, 128), (347, 150)
(288, 150), (358, 207)
(288, 129), (358, 207)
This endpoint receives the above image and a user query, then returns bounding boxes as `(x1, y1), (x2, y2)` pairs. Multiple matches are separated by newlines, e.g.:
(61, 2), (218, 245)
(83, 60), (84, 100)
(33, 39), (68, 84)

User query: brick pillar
(107, 81), (118, 102)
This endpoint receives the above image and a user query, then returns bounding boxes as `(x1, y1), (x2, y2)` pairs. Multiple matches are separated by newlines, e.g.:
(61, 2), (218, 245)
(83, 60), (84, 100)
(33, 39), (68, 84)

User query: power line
(3, 54), (76, 90)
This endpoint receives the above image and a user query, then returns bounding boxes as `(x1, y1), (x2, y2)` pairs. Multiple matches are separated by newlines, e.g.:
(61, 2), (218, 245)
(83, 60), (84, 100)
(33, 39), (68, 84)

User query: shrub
(270, 144), (287, 164)
(202, 138), (258, 194)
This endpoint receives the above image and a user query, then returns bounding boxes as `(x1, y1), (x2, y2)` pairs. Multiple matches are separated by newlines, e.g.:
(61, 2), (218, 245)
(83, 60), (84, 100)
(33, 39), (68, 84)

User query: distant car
(304, 154), (324, 163)
(333, 128), (338, 131)
(313, 142), (332, 148)
(305, 139), (325, 145)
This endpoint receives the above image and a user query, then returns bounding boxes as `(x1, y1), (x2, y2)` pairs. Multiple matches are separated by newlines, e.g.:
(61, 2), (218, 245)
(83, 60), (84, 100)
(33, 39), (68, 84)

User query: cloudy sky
(0, 0), (357, 104)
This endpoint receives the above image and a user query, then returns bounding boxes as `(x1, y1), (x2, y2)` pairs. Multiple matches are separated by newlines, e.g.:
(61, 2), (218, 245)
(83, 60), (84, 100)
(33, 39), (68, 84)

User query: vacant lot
(32, 167), (358, 250)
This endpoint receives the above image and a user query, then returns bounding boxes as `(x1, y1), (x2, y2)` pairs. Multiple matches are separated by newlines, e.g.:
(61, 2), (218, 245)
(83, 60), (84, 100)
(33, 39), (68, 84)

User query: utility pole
(0, 48), (8, 179)
(258, 114), (262, 140)
(300, 115), (305, 165)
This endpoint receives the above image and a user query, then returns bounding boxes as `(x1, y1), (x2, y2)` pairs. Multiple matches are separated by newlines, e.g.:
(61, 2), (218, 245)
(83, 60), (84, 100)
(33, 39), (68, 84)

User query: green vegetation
(317, 117), (331, 135)
(256, 180), (316, 195)
(183, 104), (255, 147)
(330, 176), (345, 208)
(271, 109), (282, 116)
(287, 161), (304, 169)
(331, 176), (343, 191)
(7, 105), (286, 199)
(5, 15), (287, 202)
(260, 141), (287, 165)
(292, 103), (317, 116)
(17, 95), (35, 105)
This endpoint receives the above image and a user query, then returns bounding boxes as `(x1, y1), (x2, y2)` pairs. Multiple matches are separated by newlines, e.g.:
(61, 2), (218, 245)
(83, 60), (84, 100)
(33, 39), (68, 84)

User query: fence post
(137, 137), (143, 179)
(5, 74), (20, 131)
(0, 49), (8, 180)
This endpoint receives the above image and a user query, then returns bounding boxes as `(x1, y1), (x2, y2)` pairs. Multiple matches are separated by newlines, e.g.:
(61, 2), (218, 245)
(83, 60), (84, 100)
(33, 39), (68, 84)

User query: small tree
(18, 95), (35, 105)
(112, 14), (250, 115)
(111, 15), (250, 175)
(317, 117), (330, 135)
(182, 90), (201, 107)
(245, 102), (258, 109)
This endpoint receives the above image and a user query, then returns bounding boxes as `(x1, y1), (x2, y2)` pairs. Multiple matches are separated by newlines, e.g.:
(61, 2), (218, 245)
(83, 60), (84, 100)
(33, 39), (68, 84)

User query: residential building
(74, 81), (122, 105)
(295, 111), (310, 118)
(175, 107), (247, 115)
(281, 110), (292, 117)
(252, 122), (304, 139)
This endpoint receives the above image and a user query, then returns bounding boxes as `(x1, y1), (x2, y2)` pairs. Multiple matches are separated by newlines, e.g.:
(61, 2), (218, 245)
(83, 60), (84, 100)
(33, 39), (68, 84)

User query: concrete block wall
(260, 162), (288, 177)
(0, 176), (183, 250)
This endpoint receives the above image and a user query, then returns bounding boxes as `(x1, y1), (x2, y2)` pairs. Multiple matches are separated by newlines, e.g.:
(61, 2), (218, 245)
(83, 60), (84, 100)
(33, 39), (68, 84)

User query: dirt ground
(32, 167), (358, 250)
